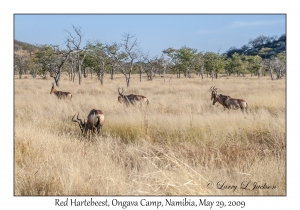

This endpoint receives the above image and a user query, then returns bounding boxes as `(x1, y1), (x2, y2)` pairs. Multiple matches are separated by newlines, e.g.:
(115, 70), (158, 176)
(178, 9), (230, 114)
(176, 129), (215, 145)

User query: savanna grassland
(14, 74), (286, 196)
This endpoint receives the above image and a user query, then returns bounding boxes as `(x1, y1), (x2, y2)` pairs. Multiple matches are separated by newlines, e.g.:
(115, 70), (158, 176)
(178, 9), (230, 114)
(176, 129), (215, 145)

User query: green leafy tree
(34, 45), (55, 79)
(203, 52), (225, 80)
(245, 55), (262, 78)
(85, 42), (110, 85)
(229, 53), (245, 76)
(177, 46), (197, 78)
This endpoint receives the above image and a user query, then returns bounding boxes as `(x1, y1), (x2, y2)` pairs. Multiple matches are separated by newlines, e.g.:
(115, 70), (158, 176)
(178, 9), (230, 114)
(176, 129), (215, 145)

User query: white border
(3, 1), (296, 209)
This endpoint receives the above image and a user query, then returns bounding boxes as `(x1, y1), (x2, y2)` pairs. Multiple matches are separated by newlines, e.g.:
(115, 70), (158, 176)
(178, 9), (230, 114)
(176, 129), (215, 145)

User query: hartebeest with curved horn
(118, 87), (149, 106)
(72, 109), (105, 136)
(223, 96), (248, 113)
(50, 83), (72, 99)
(210, 86), (229, 109)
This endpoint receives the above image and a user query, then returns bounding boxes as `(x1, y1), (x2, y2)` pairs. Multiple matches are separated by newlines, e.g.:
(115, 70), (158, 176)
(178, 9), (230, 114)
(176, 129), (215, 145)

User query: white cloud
(230, 20), (284, 28)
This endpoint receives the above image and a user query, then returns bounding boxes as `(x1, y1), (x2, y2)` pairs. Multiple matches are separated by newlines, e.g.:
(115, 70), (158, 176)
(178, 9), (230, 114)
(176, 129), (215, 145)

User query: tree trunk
(269, 67), (274, 80)
(139, 66), (142, 82)
(78, 63), (82, 85)
(70, 60), (75, 82)
(100, 74), (104, 85)
(100, 62), (105, 85)
(163, 64), (166, 83)
(126, 75), (130, 87)
(276, 68), (282, 79)
(83, 67), (88, 78)
(111, 66), (114, 80)
(200, 66), (204, 79)
(53, 66), (63, 87)
(77, 52), (86, 85)
(19, 67), (23, 79)
(257, 67), (261, 79)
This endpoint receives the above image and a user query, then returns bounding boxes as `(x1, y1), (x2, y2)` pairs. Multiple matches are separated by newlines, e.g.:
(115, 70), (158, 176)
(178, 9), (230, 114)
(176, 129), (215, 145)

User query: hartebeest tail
(72, 109), (105, 136)
(118, 87), (149, 106)
(50, 83), (72, 99)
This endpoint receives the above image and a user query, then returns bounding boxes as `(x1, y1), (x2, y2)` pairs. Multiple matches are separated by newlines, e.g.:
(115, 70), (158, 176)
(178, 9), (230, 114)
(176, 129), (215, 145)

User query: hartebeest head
(50, 83), (72, 99)
(210, 86), (229, 109)
(118, 87), (149, 106)
(72, 109), (105, 136)
(117, 87), (128, 104)
(210, 86), (218, 101)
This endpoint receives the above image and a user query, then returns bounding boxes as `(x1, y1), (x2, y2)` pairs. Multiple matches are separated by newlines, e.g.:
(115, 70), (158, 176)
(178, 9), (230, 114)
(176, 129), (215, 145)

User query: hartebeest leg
(97, 125), (102, 134)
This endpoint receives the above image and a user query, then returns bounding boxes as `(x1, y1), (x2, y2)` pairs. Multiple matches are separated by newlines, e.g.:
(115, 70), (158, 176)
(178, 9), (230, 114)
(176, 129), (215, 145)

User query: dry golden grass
(14, 74), (286, 195)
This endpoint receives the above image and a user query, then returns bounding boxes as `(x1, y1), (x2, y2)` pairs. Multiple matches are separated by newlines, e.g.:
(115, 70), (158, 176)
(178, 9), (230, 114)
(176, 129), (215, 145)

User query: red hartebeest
(118, 87), (149, 106)
(211, 86), (248, 113)
(72, 109), (105, 136)
(50, 83), (72, 99)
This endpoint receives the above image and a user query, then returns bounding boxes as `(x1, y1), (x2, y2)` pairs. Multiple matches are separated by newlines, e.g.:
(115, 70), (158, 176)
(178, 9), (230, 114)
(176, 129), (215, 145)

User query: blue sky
(14, 14), (285, 57)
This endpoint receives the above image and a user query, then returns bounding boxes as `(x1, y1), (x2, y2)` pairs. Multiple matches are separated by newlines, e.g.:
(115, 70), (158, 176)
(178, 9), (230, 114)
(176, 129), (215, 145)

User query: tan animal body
(118, 87), (149, 106)
(50, 83), (72, 99)
(224, 96), (248, 113)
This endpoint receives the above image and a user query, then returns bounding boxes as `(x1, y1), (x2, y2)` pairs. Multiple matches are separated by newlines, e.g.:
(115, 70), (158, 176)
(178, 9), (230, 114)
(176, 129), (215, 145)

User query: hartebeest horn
(72, 114), (77, 122)
(76, 113), (84, 125)
(118, 87), (124, 95)
(72, 113), (84, 133)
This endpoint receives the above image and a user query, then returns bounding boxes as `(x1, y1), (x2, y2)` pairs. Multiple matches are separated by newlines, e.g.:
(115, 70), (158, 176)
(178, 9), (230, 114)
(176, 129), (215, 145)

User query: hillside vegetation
(14, 74), (286, 195)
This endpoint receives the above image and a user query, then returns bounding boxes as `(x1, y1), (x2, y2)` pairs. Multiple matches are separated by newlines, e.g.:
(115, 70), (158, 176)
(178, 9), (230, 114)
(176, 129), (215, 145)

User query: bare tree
(135, 49), (148, 82)
(263, 56), (276, 80)
(66, 25), (87, 85)
(161, 56), (171, 83)
(49, 44), (72, 86)
(120, 33), (139, 87)
(275, 52), (286, 79)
